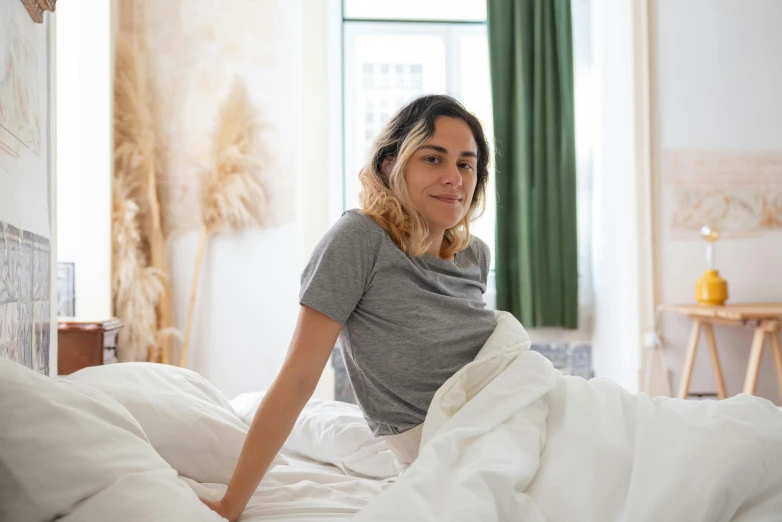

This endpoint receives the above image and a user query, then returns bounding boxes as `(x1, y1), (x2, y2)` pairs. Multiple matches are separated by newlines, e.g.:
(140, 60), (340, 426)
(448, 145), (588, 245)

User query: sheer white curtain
(573, 0), (595, 333)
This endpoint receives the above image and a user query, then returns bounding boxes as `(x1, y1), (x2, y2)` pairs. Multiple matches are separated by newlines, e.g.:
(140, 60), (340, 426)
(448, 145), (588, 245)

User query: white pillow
(232, 391), (398, 480)
(0, 357), (224, 522)
(68, 362), (285, 485)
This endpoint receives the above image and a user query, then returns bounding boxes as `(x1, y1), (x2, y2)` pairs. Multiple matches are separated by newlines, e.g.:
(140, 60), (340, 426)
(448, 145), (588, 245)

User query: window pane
(344, 0), (486, 22)
(343, 23), (495, 271)
(343, 24), (448, 212)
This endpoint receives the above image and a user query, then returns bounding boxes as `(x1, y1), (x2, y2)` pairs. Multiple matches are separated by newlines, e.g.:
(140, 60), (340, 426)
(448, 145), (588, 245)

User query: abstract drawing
(663, 151), (782, 238)
(0, 5), (42, 157)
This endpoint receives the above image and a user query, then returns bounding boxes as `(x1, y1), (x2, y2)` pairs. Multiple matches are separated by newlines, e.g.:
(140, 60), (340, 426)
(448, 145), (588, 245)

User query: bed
(0, 357), (392, 522)
(3, 310), (782, 521)
(186, 450), (387, 521)
(190, 391), (397, 521)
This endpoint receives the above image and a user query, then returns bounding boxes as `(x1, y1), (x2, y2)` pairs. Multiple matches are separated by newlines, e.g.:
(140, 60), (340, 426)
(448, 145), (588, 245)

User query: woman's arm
(201, 305), (342, 521)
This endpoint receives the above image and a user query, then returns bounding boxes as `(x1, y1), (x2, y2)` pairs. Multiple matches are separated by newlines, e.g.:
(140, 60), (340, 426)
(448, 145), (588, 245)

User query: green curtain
(488, 0), (578, 328)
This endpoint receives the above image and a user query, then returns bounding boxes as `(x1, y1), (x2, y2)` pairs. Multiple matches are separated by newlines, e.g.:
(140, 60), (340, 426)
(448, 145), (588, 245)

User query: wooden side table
(659, 304), (782, 400)
(58, 318), (124, 375)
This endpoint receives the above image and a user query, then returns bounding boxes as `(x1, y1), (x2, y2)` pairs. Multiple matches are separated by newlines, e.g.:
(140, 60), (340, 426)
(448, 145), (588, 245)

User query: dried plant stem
(180, 224), (208, 367)
(113, 34), (177, 363)
(179, 77), (267, 367)
(145, 163), (173, 364)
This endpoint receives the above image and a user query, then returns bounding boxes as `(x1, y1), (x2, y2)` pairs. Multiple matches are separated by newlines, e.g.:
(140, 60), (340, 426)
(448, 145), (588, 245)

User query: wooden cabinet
(57, 318), (123, 375)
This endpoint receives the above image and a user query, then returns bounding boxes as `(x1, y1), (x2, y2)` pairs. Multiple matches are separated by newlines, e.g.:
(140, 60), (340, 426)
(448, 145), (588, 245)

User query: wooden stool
(658, 304), (782, 400)
(742, 319), (782, 396)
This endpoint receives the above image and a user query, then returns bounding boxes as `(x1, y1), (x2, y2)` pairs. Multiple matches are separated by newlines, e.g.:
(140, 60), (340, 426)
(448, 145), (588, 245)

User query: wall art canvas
(663, 151), (782, 238)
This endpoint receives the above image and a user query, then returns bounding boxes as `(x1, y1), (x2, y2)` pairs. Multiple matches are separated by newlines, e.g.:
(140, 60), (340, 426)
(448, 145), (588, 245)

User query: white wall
(0, 0), (57, 374)
(652, 0), (782, 401)
(168, 0), (340, 401)
(588, 0), (644, 391)
(170, 225), (306, 400)
(300, 0), (344, 253)
(55, 0), (113, 319)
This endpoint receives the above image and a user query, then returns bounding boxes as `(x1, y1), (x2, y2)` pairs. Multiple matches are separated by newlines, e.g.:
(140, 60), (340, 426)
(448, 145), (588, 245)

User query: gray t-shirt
(299, 210), (497, 436)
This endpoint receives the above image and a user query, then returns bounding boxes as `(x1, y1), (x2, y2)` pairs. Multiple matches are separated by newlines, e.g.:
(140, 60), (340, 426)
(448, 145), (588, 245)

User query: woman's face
(401, 116), (478, 234)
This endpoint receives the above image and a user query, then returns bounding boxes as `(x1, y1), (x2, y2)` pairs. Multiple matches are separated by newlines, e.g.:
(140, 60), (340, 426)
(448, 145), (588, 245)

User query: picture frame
(57, 262), (74, 317)
(20, 0), (57, 24)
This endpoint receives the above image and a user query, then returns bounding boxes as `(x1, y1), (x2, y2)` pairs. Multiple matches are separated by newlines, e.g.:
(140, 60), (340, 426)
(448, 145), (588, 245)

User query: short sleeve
(482, 240), (491, 284)
(471, 236), (491, 286)
(299, 211), (376, 324)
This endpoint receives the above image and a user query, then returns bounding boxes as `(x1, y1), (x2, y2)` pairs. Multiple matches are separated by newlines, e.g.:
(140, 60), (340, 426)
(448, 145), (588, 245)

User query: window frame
(342, 0), (487, 25)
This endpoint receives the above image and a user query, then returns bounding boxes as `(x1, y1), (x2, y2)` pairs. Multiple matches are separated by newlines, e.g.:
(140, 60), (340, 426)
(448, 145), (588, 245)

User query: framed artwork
(0, 222), (50, 373)
(20, 0), (57, 24)
(57, 262), (74, 317)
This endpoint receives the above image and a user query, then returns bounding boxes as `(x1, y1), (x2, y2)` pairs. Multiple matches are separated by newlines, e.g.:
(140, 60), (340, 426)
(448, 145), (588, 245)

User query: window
(341, 3), (496, 270)
(343, 0), (486, 23)
(337, 0), (594, 319)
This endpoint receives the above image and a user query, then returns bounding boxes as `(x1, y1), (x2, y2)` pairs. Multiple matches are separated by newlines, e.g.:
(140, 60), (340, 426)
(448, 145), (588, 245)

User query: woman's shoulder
(322, 209), (385, 250)
(336, 209), (385, 237)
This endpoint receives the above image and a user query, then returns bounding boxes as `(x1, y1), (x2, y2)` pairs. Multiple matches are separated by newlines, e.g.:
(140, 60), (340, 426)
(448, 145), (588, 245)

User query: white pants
(380, 423), (423, 472)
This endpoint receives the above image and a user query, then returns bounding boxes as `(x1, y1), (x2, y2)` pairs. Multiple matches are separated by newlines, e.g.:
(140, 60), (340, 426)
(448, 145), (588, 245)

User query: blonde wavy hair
(358, 94), (490, 259)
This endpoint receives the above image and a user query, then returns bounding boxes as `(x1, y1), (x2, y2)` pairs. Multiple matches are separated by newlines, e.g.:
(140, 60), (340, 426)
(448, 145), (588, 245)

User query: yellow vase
(695, 269), (728, 306)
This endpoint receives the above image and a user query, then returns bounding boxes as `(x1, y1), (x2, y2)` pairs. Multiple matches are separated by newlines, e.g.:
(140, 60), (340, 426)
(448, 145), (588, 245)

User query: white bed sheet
(188, 449), (390, 521)
(231, 392), (399, 480)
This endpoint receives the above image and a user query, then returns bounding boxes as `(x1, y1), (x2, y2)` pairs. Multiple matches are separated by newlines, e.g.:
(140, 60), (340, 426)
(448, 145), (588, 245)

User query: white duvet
(352, 311), (782, 522)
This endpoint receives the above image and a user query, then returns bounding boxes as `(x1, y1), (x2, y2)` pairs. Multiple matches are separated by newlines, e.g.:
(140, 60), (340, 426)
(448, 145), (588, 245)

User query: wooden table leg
(678, 320), (702, 399)
(703, 323), (727, 400)
(743, 328), (767, 395)
(769, 331), (782, 403)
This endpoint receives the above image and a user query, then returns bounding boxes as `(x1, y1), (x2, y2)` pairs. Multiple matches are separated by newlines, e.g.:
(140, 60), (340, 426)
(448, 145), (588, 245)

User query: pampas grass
(113, 36), (176, 363)
(179, 78), (268, 367)
(112, 176), (165, 362)
(203, 78), (268, 233)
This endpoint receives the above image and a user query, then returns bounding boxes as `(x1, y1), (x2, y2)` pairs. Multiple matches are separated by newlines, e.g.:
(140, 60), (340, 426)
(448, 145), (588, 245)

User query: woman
(202, 94), (497, 521)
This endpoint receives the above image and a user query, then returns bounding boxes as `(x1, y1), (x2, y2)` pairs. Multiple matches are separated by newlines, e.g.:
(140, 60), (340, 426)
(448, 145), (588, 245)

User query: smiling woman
(202, 94), (498, 520)
(358, 94), (490, 260)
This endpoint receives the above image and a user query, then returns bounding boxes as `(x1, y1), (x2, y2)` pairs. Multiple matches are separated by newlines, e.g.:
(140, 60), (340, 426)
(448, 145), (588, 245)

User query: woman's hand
(199, 496), (239, 522)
